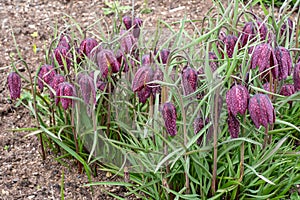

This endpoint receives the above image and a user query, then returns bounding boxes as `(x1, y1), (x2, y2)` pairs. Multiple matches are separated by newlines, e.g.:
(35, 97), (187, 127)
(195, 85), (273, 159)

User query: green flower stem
(22, 60), (46, 160)
(70, 108), (82, 173)
(239, 116), (246, 182)
(176, 87), (190, 194)
(212, 90), (220, 194)
(263, 128), (268, 149)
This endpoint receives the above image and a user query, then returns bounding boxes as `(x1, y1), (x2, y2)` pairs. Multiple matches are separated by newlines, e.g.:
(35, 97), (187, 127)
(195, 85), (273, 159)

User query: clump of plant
(7, 0), (300, 199)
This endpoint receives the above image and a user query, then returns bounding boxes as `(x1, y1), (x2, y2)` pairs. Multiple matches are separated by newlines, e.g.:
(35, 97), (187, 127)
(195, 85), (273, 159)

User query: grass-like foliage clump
(7, 0), (300, 199)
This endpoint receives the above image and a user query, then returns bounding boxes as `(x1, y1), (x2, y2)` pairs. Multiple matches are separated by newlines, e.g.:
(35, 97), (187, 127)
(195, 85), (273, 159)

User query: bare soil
(0, 0), (213, 199)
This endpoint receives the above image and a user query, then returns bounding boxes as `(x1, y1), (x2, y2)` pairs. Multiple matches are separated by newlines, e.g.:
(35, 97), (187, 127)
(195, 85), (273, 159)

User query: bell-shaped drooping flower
(132, 65), (154, 92)
(120, 30), (137, 54)
(57, 34), (71, 50)
(78, 74), (96, 116)
(208, 52), (218, 72)
(137, 87), (152, 104)
(157, 49), (170, 64)
(50, 74), (65, 98)
(79, 38), (98, 59)
(280, 84), (295, 97)
(122, 16), (132, 30)
(7, 72), (21, 100)
(262, 82), (275, 97)
(133, 18), (142, 38)
(55, 82), (76, 110)
(280, 84), (295, 106)
(248, 94), (275, 129)
(152, 67), (163, 94)
(198, 52), (219, 75)
(218, 34), (238, 58)
(293, 63), (300, 91)
(227, 112), (240, 139)
(250, 43), (278, 78)
(53, 46), (72, 71)
(142, 54), (151, 66)
(96, 49), (120, 79)
(162, 102), (177, 136)
(194, 117), (209, 145)
(181, 66), (198, 96)
(122, 16), (142, 38)
(226, 84), (249, 116)
(274, 46), (292, 80)
(280, 18), (294, 42)
(116, 49), (129, 72)
(240, 21), (268, 47)
(78, 74), (96, 106)
(37, 64), (56, 92)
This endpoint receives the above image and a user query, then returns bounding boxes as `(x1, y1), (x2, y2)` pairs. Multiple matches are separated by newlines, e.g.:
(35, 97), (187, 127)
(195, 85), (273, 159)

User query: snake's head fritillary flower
(248, 94), (275, 129)
(132, 65), (154, 92)
(96, 49), (120, 78)
(226, 84), (249, 116)
(162, 102), (177, 136)
(218, 34), (238, 58)
(274, 46), (292, 80)
(293, 63), (300, 91)
(152, 67), (163, 94)
(280, 18), (294, 42)
(227, 112), (240, 139)
(53, 46), (72, 71)
(240, 21), (268, 47)
(120, 31), (137, 55)
(157, 49), (170, 64)
(181, 66), (198, 96)
(250, 43), (278, 79)
(7, 72), (21, 100)
(50, 74), (65, 98)
(55, 82), (76, 110)
(38, 64), (56, 92)
(137, 87), (152, 104)
(79, 38), (98, 59)
(78, 74), (96, 106)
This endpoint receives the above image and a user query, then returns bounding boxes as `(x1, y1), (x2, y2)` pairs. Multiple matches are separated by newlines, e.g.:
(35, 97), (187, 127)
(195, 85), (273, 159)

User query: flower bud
(132, 65), (154, 92)
(226, 84), (249, 116)
(96, 49), (120, 78)
(293, 63), (300, 91)
(250, 43), (278, 79)
(227, 112), (240, 138)
(38, 64), (56, 92)
(7, 72), (21, 100)
(275, 46), (292, 80)
(248, 94), (275, 129)
(55, 82), (76, 110)
(181, 66), (198, 96)
(162, 102), (177, 136)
